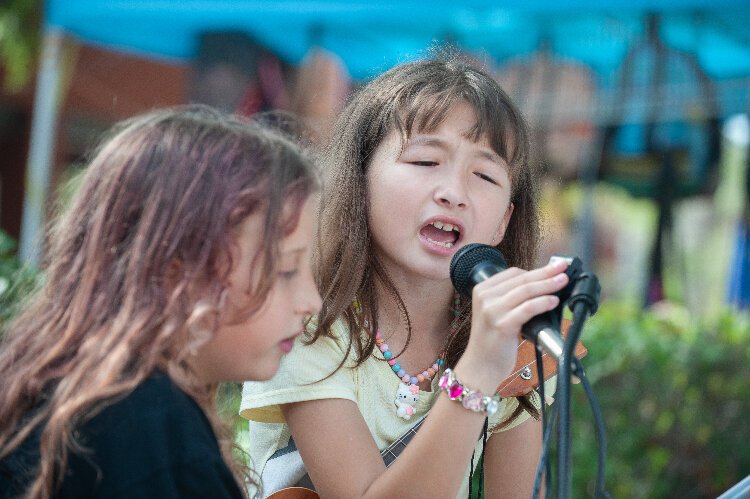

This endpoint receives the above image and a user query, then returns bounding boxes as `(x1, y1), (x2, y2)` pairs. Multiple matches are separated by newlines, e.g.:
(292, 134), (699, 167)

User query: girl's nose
(296, 270), (322, 317)
(434, 168), (468, 209)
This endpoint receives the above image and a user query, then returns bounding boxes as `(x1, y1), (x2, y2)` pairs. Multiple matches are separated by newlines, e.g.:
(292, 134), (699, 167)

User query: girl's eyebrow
(404, 136), (444, 149)
(404, 136), (505, 167)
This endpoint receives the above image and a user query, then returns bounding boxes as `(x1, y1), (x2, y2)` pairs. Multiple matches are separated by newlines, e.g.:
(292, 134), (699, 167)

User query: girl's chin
(241, 353), (284, 382)
(246, 364), (280, 382)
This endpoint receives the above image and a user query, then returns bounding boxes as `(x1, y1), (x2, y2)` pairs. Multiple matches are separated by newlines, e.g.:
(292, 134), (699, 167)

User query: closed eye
(278, 270), (298, 280)
(412, 160), (438, 167)
(475, 171), (499, 185)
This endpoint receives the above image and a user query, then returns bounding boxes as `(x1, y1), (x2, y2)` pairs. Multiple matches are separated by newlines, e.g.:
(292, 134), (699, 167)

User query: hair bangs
(470, 93), (530, 192)
(389, 78), (529, 190)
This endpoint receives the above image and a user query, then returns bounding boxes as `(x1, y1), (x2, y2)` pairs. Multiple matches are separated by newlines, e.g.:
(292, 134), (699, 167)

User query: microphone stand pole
(556, 272), (600, 498)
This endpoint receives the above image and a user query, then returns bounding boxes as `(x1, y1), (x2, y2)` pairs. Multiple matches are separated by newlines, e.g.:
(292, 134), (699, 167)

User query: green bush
(568, 302), (750, 498)
(0, 230), (40, 334)
(468, 302), (750, 497)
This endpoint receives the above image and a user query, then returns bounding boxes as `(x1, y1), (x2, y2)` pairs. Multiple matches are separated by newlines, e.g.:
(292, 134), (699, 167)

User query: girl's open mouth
(419, 220), (461, 249)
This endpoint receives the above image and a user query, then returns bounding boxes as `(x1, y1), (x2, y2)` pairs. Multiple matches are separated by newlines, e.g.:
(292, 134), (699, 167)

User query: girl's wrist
(451, 360), (502, 396)
(438, 368), (501, 416)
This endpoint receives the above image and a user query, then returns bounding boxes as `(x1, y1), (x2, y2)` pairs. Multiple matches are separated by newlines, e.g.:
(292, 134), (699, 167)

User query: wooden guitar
(267, 321), (586, 498)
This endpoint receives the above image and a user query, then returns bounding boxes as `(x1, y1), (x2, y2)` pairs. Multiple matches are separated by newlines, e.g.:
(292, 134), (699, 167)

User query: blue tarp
(45, 1), (750, 82)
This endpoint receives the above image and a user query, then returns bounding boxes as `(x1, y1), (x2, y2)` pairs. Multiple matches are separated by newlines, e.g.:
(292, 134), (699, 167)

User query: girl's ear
(492, 203), (514, 246)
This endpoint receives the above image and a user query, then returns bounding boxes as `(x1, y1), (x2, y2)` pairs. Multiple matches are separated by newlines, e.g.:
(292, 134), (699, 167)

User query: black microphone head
(450, 243), (507, 297)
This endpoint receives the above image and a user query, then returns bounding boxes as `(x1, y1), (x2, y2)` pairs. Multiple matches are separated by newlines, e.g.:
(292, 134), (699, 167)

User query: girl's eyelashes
(474, 171), (499, 185)
(278, 269), (299, 280)
(408, 162), (501, 186)
(277, 252), (304, 281)
(401, 152), (504, 186)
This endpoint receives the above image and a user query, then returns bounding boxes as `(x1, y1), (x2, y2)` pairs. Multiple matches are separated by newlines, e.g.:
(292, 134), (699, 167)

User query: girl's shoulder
(88, 373), (207, 435)
(303, 316), (360, 357)
(240, 318), (365, 422)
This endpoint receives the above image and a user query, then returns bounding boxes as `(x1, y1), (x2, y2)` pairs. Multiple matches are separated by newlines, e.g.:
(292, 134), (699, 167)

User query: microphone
(449, 243), (565, 361)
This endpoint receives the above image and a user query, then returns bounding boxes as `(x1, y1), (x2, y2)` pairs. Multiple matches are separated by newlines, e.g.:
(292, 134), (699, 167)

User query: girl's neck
(374, 274), (455, 347)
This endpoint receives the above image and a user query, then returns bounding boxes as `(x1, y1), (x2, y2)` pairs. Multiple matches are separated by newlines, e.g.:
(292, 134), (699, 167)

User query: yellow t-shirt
(240, 320), (553, 498)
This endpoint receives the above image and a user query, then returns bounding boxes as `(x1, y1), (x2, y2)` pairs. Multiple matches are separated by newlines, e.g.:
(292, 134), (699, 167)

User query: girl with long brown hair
(241, 51), (568, 497)
(0, 105), (321, 498)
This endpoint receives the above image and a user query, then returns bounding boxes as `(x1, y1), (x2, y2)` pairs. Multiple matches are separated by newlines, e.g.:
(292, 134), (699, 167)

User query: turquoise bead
(383, 351), (392, 359)
(392, 363), (401, 372)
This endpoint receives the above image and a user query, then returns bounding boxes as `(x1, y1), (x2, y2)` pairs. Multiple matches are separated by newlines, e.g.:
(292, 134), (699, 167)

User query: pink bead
(402, 375), (411, 383)
(427, 368), (436, 377)
(379, 344), (389, 352)
(438, 373), (450, 389)
(432, 363), (439, 371)
(462, 392), (484, 411)
(449, 383), (464, 399)
(375, 332), (382, 339)
(417, 374), (425, 383)
(388, 359), (397, 366)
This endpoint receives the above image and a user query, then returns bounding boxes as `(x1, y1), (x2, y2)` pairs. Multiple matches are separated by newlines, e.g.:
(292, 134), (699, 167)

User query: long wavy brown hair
(0, 105), (318, 497)
(313, 50), (542, 423)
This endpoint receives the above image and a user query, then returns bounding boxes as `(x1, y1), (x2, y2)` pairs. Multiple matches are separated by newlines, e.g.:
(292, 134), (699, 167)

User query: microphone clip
(567, 272), (601, 315)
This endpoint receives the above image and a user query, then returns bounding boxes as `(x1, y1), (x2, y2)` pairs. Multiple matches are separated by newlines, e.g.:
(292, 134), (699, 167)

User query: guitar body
(266, 486), (319, 499)
(497, 319), (586, 397)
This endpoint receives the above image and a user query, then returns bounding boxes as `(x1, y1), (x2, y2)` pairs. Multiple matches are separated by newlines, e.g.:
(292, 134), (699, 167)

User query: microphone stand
(556, 272), (600, 499)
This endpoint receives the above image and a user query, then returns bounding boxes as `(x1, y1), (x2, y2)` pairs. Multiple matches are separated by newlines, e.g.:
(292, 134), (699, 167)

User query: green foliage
(0, 0), (41, 93)
(468, 302), (750, 497)
(0, 229), (40, 334)
(568, 302), (750, 498)
(0, 169), (83, 335)
(218, 382), (251, 466)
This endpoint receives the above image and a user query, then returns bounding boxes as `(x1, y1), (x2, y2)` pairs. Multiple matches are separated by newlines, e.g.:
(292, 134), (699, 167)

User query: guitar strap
(293, 414), (428, 491)
(295, 469), (316, 491)
(261, 436), (309, 495)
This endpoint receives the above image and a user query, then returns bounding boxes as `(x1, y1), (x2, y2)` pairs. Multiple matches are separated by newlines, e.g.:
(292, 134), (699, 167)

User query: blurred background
(1, 0), (750, 497)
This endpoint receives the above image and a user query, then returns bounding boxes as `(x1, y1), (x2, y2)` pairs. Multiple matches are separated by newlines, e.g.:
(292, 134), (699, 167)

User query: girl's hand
(454, 258), (569, 394)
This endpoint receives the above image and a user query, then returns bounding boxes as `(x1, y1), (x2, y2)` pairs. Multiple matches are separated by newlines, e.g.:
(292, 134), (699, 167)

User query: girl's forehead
(395, 101), (507, 147)
(395, 121), (497, 157)
(374, 93), (526, 171)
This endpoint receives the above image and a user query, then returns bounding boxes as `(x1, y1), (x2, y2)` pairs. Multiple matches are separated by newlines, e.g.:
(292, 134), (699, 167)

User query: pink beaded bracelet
(438, 368), (501, 416)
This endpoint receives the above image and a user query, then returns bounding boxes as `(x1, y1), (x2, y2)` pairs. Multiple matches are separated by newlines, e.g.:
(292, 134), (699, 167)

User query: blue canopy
(45, 0), (750, 81)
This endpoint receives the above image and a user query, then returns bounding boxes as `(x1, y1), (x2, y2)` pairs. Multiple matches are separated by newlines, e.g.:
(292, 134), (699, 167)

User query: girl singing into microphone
(241, 50), (568, 498)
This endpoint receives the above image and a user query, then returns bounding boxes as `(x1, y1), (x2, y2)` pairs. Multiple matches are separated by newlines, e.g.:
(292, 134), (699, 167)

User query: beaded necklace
(377, 332), (443, 419)
(375, 294), (460, 419)
(376, 333), (443, 385)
